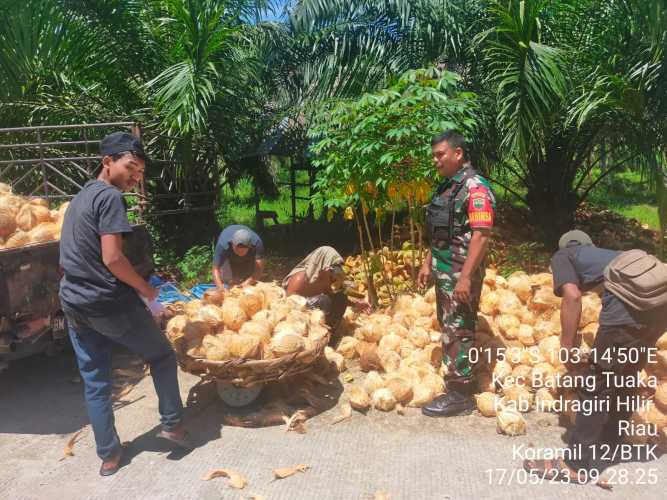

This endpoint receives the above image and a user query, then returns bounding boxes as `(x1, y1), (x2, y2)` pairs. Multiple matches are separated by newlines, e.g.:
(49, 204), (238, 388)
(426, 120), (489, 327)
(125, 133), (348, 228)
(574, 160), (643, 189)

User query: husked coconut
(255, 281), (286, 303)
(479, 291), (499, 315)
(16, 204), (50, 232)
(348, 386), (370, 410)
(539, 336), (561, 365)
(411, 297), (433, 317)
(423, 343), (443, 368)
(530, 287), (561, 312)
(503, 384), (533, 412)
(529, 272), (553, 288)
(166, 314), (188, 340)
(202, 288), (225, 306)
(386, 323), (409, 338)
(393, 311), (416, 329)
(517, 307), (536, 326)
(478, 371), (496, 392)
(324, 346), (346, 372)
(269, 300), (291, 322)
(363, 371), (385, 395)
(496, 314), (521, 337)
(275, 320), (307, 337)
(222, 298), (248, 331)
(184, 299), (203, 317)
(0, 182), (10, 193)
(309, 309), (326, 326)
(379, 333), (402, 353)
(5, 231), (30, 248)
(252, 309), (279, 328)
(371, 388), (397, 411)
(27, 222), (58, 243)
(496, 408), (527, 436)
(530, 362), (556, 390)
(203, 334), (233, 361)
(580, 293), (601, 327)
(497, 290), (522, 315)
(493, 360), (513, 386)
(385, 377), (413, 404)
(286, 294), (308, 310)
(29, 197), (49, 207)
(517, 324), (536, 346)
(476, 392), (501, 417)
(0, 210), (16, 238)
(378, 348), (401, 373)
(657, 332), (667, 350)
(655, 382), (667, 413)
(183, 320), (211, 344)
(393, 295), (414, 313)
(409, 385), (436, 407)
(535, 388), (556, 412)
(336, 337), (359, 359)
(581, 322), (598, 346)
(421, 373), (445, 395)
(408, 327), (430, 349)
(413, 316), (433, 331)
(270, 330), (305, 356)
(239, 291), (264, 318)
(508, 274), (532, 303)
(429, 330), (442, 343)
(398, 339), (415, 359)
(195, 304), (225, 327)
(308, 324), (329, 341)
(231, 333), (261, 359)
(424, 287), (436, 303)
(239, 320), (272, 343)
(511, 364), (532, 383)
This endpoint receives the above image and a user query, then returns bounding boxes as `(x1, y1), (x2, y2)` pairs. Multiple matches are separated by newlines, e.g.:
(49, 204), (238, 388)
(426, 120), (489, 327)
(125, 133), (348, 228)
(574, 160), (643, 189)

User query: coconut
(424, 287), (436, 304)
(496, 314), (521, 337)
(411, 297), (433, 317)
(286, 294), (308, 310)
(408, 327), (430, 349)
(27, 222), (59, 243)
(409, 385), (436, 407)
(195, 304), (225, 327)
(476, 392), (500, 417)
(657, 350), (667, 372)
(581, 322), (598, 346)
(495, 275), (508, 288)
(309, 309), (326, 326)
(0, 210), (16, 238)
(16, 204), (50, 232)
(5, 231), (30, 248)
(0, 194), (23, 216)
(166, 314), (188, 341)
(308, 324), (329, 342)
(231, 333), (260, 359)
(525, 346), (546, 366)
(239, 290), (264, 318)
(421, 373), (445, 394)
(0, 182), (10, 194)
(203, 334), (233, 361)
(324, 346), (346, 372)
(511, 364), (533, 384)
(496, 408), (527, 436)
(367, 314), (393, 342)
(239, 320), (272, 343)
(655, 382), (667, 413)
(497, 290), (522, 315)
(202, 288), (225, 306)
(379, 333), (402, 353)
(385, 376), (413, 404)
(530, 287), (561, 312)
(529, 272), (553, 288)
(493, 360), (513, 386)
(269, 300), (291, 322)
(505, 346), (524, 366)
(275, 319), (307, 337)
(479, 291), (500, 315)
(580, 293), (601, 327)
(535, 388), (556, 412)
(517, 307), (536, 326)
(371, 388), (397, 411)
(378, 348), (401, 373)
(394, 294), (414, 313)
(255, 281), (286, 303)
(517, 324), (536, 346)
(363, 371), (385, 395)
(270, 330), (305, 356)
(252, 309), (279, 328)
(348, 386), (370, 411)
(476, 314), (495, 334)
(413, 316), (433, 330)
(423, 343), (443, 369)
(359, 341), (382, 372)
(336, 336), (359, 359)
(645, 402), (667, 430)
(508, 274), (532, 303)
(539, 336), (561, 365)
(393, 311), (416, 329)
(656, 332), (667, 351)
(221, 298), (248, 331)
(183, 320), (211, 344)
(183, 299), (203, 317)
(503, 384), (533, 412)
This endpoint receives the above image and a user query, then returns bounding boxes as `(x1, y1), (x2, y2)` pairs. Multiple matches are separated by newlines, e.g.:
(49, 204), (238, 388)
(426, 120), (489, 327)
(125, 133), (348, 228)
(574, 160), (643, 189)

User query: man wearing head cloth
(212, 224), (264, 289)
(523, 230), (667, 483)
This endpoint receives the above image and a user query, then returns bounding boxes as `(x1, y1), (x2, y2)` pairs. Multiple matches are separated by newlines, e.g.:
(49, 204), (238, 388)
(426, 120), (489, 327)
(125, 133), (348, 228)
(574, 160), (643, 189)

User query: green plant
(177, 244), (214, 287)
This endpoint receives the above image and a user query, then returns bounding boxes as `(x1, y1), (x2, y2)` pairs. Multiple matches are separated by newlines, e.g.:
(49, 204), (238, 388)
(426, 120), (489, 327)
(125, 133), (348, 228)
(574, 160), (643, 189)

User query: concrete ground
(1, 348), (665, 500)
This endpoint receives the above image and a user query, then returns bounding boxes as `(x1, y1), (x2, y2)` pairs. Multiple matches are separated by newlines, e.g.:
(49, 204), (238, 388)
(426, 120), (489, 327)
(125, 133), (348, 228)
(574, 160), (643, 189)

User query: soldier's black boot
(421, 391), (475, 417)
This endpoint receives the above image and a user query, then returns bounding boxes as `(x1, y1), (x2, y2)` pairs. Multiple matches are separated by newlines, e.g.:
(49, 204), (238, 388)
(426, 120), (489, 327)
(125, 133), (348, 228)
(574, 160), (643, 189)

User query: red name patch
(468, 187), (493, 229)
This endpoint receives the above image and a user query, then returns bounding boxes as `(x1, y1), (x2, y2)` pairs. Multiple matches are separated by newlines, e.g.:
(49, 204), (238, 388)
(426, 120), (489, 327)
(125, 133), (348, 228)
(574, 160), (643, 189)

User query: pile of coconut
(0, 183), (67, 249)
(337, 268), (667, 445)
(164, 282), (329, 362)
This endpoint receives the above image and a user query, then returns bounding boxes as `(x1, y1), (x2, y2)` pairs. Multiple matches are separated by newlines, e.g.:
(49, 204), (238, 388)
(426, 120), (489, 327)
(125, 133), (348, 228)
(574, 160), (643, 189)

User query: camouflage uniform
(426, 162), (495, 395)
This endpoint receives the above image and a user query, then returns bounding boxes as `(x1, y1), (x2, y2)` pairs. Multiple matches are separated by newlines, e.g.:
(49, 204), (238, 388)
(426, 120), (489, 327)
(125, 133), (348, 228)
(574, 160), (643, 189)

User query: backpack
(604, 249), (667, 311)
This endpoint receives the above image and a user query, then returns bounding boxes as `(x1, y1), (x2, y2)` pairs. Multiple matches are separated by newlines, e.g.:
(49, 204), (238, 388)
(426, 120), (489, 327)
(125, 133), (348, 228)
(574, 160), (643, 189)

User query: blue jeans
(66, 300), (184, 461)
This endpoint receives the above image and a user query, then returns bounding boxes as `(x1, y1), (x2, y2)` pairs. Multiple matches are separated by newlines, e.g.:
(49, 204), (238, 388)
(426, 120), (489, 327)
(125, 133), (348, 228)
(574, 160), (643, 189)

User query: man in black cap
(59, 132), (190, 476)
(523, 230), (665, 483)
(212, 224), (264, 289)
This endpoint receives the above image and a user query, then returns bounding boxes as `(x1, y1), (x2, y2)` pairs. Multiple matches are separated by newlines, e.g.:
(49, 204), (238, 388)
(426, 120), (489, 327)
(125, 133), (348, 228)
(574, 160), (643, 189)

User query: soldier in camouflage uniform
(419, 130), (495, 417)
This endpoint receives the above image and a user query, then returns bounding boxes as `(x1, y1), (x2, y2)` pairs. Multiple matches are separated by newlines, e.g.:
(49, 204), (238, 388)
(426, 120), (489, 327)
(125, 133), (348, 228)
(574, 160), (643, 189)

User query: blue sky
(260, 0), (290, 22)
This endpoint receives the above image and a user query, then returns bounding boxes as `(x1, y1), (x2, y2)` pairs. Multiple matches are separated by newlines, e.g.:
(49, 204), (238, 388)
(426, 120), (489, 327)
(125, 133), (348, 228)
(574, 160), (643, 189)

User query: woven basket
(175, 331), (330, 387)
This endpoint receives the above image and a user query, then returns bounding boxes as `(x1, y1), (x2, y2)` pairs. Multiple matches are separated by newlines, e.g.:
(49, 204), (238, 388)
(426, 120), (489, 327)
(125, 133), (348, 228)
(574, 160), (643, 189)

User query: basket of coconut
(163, 281), (331, 400)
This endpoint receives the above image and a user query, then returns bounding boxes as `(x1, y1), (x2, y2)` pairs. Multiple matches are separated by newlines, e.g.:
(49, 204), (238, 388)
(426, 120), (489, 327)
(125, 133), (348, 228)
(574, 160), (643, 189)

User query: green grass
(216, 170), (323, 229)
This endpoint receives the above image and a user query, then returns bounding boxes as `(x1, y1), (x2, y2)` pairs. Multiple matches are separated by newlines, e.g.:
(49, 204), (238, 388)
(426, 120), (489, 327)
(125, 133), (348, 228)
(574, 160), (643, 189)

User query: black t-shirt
(59, 180), (141, 316)
(550, 245), (641, 327)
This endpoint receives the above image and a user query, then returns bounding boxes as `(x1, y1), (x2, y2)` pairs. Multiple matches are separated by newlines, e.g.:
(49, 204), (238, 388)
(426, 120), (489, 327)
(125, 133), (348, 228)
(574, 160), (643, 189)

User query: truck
(0, 225), (154, 371)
